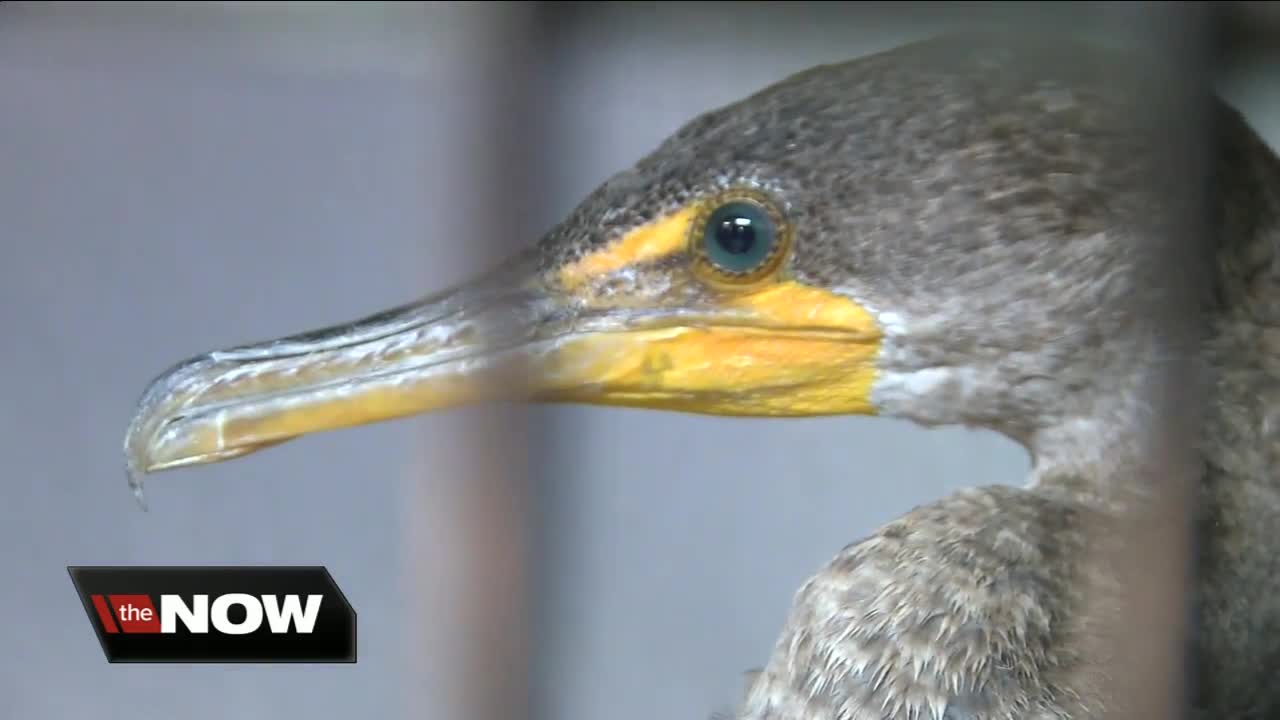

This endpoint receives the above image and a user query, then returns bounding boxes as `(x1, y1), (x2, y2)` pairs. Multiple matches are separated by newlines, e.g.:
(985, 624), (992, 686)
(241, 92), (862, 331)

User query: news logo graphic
(68, 566), (356, 663)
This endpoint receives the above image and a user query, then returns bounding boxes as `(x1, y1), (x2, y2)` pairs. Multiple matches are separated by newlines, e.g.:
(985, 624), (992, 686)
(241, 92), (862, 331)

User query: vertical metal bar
(405, 3), (550, 720)
(1087, 3), (1221, 718)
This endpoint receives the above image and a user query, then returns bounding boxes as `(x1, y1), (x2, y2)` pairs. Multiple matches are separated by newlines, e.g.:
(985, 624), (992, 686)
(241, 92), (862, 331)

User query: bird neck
(1024, 350), (1207, 514)
(1023, 108), (1280, 510)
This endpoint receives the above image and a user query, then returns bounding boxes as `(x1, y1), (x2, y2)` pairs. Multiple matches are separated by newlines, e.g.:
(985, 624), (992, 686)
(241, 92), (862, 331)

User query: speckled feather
(521, 34), (1280, 719)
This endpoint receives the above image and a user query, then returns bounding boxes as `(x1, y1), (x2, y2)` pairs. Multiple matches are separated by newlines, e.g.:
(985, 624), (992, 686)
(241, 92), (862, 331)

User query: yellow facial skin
(124, 190), (884, 480)
(559, 206), (703, 290)
(539, 282), (880, 416)
(545, 190), (881, 416)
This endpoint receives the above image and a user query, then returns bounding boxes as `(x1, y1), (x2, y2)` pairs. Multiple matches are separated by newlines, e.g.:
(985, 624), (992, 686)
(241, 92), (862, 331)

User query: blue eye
(701, 200), (778, 275)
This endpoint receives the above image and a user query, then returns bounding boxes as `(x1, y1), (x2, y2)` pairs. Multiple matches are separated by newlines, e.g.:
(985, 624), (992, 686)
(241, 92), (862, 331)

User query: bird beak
(125, 213), (884, 492)
(123, 251), (557, 481)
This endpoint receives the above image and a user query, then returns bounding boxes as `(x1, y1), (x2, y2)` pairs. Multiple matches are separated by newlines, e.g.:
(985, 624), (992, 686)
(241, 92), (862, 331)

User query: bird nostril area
(158, 412), (189, 435)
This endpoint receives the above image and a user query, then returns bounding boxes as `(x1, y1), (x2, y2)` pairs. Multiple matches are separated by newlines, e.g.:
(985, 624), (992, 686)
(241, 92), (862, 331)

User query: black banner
(68, 566), (356, 663)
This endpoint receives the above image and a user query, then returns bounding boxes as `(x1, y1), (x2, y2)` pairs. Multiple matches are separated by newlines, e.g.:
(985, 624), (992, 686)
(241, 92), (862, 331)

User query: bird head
(124, 34), (1186, 488)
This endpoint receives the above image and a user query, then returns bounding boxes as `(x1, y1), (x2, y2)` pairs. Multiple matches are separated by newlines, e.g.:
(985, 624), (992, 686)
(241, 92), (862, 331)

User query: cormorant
(122, 34), (1280, 719)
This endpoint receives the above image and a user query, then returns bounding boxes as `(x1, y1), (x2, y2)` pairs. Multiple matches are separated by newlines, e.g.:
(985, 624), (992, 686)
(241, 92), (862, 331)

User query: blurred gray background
(1, 3), (1276, 719)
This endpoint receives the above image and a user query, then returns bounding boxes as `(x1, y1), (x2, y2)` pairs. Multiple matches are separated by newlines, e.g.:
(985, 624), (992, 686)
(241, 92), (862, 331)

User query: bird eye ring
(689, 189), (792, 287)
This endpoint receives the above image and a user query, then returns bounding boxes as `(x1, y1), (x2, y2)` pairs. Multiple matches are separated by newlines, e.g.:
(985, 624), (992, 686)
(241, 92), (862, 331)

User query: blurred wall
(0, 3), (536, 718)
(0, 3), (1275, 720)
